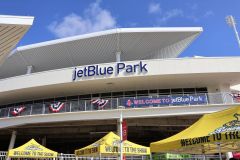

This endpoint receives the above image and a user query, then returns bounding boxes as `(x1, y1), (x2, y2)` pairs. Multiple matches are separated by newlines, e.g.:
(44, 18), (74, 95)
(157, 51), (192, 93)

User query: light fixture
(226, 15), (240, 48)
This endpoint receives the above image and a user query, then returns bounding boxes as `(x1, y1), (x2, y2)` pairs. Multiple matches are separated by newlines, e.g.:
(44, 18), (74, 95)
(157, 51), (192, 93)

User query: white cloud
(158, 9), (183, 24)
(48, 0), (116, 38)
(186, 15), (199, 22)
(189, 3), (198, 10)
(148, 2), (161, 14)
(204, 10), (214, 17)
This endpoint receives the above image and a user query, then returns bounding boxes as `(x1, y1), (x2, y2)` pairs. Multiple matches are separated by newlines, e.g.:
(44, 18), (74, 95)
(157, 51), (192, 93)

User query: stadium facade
(1, 15), (240, 153)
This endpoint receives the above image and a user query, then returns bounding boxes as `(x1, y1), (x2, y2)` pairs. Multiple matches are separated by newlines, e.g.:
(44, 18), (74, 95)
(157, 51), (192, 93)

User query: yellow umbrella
(8, 139), (58, 158)
(75, 132), (150, 157)
(150, 106), (240, 154)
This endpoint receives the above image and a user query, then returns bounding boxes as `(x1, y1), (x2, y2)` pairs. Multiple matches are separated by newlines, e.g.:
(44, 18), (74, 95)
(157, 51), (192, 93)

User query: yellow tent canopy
(75, 132), (150, 157)
(150, 106), (240, 154)
(8, 139), (58, 158)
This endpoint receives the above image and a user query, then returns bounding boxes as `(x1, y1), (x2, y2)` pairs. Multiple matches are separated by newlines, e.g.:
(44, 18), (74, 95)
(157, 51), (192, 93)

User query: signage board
(72, 61), (148, 81)
(125, 94), (208, 107)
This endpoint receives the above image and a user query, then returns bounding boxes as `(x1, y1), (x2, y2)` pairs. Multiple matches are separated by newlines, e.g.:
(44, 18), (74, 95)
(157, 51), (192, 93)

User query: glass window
(2, 87), (209, 109)
(34, 99), (45, 103)
(92, 93), (100, 98)
(124, 91), (136, 97)
(67, 96), (78, 100)
(158, 89), (170, 95)
(79, 94), (91, 100)
(112, 92), (124, 98)
(171, 88), (183, 95)
(55, 97), (66, 102)
(24, 101), (34, 105)
(137, 90), (148, 96)
(183, 88), (195, 94)
(5, 104), (12, 108)
(196, 87), (208, 93)
(14, 102), (24, 106)
(149, 89), (158, 94)
(101, 92), (112, 98)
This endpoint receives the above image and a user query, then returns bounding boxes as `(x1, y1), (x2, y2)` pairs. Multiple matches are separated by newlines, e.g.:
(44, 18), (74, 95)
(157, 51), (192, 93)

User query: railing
(0, 151), (6, 160)
(0, 152), (226, 160)
(0, 152), (148, 160)
(0, 92), (238, 119)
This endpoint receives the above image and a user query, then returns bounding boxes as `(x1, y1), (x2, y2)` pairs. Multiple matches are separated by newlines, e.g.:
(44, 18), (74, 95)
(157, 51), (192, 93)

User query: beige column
(8, 130), (17, 150)
(7, 130), (17, 160)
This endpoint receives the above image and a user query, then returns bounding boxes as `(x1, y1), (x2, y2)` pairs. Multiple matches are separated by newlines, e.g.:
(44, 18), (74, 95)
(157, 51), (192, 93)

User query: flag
(11, 106), (25, 116)
(91, 99), (109, 109)
(49, 102), (65, 112)
(122, 119), (128, 141)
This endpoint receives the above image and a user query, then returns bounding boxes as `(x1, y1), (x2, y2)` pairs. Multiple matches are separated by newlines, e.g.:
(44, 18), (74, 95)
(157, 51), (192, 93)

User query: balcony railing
(0, 92), (239, 118)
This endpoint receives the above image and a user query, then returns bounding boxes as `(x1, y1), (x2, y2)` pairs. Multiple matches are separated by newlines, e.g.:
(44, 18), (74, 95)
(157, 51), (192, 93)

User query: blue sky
(1, 0), (240, 57)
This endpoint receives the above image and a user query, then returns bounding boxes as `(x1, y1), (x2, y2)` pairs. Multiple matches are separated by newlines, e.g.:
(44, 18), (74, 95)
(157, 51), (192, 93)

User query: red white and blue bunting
(91, 99), (109, 109)
(11, 106), (25, 116)
(230, 93), (240, 102)
(49, 102), (65, 112)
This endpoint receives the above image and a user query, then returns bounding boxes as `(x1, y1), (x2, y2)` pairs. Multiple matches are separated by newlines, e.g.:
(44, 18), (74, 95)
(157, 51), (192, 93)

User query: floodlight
(226, 15), (240, 48)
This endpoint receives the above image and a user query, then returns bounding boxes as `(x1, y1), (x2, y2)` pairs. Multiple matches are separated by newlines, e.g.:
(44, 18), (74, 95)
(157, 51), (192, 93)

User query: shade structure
(8, 139), (58, 158)
(75, 132), (150, 157)
(150, 106), (240, 154)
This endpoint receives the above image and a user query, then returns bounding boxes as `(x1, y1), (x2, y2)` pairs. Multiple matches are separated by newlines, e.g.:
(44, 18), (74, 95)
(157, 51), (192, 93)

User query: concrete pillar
(116, 52), (121, 62)
(6, 131), (15, 160)
(207, 84), (232, 104)
(42, 136), (46, 146)
(26, 65), (33, 74)
(219, 84), (233, 104)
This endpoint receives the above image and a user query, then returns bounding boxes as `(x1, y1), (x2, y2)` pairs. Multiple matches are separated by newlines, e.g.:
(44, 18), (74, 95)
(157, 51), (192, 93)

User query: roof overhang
(0, 15), (34, 65)
(0, 27), (202, 79)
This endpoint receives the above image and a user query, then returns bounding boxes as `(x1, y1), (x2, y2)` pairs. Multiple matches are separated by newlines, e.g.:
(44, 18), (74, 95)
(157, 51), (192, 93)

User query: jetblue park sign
(72, 61), (148, 81)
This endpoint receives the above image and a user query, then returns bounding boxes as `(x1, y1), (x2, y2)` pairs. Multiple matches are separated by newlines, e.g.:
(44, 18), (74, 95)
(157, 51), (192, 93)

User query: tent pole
(201, 145), (206, 160)
(150, 153), (152, 160)
(217, 143), (222, 160)
(203, 154), (206, 160)
(119, 109), (123, 160)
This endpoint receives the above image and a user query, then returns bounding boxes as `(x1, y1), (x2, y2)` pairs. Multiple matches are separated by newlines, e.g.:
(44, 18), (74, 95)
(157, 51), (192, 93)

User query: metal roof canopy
(0, 27), (202, 79)
(0, 15), (34, 65)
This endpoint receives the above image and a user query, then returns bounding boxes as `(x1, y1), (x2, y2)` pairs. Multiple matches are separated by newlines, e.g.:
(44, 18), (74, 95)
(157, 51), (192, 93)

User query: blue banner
(124, 94), (208, 107)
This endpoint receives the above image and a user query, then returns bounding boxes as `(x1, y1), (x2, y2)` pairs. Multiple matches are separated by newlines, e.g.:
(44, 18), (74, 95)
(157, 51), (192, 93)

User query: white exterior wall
(0, 57), (240, 104)
(208, 84), (232, 104)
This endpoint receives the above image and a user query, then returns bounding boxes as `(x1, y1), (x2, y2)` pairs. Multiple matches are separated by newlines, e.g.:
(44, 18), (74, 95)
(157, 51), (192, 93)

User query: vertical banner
(122, 119), (128, 141)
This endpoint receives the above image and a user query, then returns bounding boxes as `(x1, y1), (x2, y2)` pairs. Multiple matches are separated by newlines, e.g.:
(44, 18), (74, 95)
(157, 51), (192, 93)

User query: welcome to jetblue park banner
(125, 94), (208, 107)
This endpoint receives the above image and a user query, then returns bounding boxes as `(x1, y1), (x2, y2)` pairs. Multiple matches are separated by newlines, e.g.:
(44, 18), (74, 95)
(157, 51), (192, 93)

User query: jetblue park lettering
(72, 61), (148, 81)
(125, 95), (208, 107)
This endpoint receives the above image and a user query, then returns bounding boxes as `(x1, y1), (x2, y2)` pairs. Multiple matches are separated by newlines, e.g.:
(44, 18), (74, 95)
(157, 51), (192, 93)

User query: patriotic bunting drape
(230, 93), (240, 102)
(11, 106), (25, 116)
(49, 102), (65, 112)
(91, 99), (108, 109)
